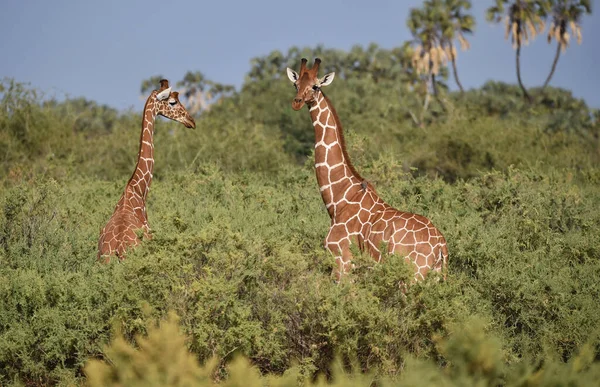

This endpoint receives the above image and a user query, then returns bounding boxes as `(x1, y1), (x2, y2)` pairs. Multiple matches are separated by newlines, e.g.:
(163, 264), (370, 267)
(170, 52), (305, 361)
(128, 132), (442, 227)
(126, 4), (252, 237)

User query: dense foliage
(0, 42), (599, 386)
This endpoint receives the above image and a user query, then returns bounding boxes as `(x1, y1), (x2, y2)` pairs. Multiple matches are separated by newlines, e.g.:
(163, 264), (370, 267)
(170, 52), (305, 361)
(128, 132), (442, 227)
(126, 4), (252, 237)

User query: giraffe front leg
(325, 242), (354, 282)
(325, 225), (354, 282)
(143, 224), (153, 240)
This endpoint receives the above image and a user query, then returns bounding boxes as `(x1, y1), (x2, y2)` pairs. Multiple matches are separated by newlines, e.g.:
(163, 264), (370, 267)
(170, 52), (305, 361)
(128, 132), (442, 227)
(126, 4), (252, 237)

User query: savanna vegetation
(0, 1), (598, 385)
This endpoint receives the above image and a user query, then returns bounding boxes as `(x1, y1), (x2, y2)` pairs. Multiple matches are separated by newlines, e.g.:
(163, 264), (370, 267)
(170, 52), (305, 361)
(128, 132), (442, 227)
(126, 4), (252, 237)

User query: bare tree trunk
(409, 79), (430, 128)
(431, 73), (446, 112)
(542, 43), (562, 90)
(450, 42), (464, 93)
(516, 41), (532, 103)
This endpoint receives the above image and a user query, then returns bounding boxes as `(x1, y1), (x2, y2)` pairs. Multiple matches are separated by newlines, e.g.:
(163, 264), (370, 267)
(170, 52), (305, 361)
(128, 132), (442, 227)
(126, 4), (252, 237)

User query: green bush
(85, 313), (600, 386)
(0, 58), (599, 385)
(0, 163), (598, 385)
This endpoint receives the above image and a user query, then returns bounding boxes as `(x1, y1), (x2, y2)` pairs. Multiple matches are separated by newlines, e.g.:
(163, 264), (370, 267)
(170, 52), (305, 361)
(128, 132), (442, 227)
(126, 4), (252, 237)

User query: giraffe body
(287, 59), (448, 281)
(97, 187), (151, 261)
(97, 80), (195, 262)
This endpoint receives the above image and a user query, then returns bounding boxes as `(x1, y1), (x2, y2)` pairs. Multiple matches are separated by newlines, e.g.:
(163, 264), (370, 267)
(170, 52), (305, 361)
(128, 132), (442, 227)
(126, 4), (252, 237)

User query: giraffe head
(286, 58), (335, 111)
(152, 79), (196, 129)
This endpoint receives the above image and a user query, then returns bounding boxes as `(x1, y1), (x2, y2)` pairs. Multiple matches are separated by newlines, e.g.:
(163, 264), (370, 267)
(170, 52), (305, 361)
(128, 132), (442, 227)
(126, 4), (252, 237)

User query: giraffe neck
(309, 93), (363, 219)
(124, 98), (158, 206)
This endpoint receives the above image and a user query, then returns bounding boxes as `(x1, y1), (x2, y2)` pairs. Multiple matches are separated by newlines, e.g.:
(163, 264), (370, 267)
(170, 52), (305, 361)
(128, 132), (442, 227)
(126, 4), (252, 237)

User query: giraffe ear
(286, 68), (299, 83)
(318, 72), (335, 87)
(156, 87), (172, 101)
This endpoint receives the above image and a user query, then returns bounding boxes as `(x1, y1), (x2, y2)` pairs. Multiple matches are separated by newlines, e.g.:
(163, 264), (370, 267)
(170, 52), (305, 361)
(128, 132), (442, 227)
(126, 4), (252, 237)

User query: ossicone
(299, 58), (308, 73)
(312, 58), (321, 72)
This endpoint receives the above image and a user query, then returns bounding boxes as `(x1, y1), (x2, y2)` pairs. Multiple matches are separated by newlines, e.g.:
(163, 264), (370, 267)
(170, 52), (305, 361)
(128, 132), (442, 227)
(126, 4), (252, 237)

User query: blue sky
(1, 0), (598, 110)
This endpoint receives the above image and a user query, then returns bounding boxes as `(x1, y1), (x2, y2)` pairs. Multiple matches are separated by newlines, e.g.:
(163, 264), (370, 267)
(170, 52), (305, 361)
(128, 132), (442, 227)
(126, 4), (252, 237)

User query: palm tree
(176, 71), (236, 114)
(542, 0), (591, 90)
(439, 0), (475, 92)
(486, 0), (550, 102)
(407, 3), (447, 97)
(176, 71), (211, 115)
(140, 75), (164, 95)
(207, 82), (235, 106)
(398, 42), (432, 127)
(407, 0), (471, 95)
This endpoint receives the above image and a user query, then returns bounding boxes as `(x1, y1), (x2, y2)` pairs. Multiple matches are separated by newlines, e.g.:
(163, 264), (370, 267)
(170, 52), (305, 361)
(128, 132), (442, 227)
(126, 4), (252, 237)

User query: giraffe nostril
(294, 98), (302, 103)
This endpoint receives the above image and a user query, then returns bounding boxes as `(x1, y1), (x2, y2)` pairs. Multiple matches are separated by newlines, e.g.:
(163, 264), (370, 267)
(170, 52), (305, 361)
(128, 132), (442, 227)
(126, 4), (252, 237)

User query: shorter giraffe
(97, 80), (195, 262)
(286, 58), (448, 281)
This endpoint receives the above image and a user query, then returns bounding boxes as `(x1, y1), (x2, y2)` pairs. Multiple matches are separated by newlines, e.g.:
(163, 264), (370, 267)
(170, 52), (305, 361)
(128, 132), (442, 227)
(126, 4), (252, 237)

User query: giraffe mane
(321, 93), (363, 182)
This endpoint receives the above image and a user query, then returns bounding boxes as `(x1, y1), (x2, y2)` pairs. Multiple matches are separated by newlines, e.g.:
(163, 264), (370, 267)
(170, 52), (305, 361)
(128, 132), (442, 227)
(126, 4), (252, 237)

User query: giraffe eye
(312, 85), (319, 91)
(168, 99), (177, 106)
(294, 83), (298, 91)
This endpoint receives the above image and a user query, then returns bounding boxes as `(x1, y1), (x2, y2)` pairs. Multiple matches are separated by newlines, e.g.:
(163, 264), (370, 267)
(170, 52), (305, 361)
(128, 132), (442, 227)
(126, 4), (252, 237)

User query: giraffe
(286, 58), (449, 281)
(97, 79), (195, 262)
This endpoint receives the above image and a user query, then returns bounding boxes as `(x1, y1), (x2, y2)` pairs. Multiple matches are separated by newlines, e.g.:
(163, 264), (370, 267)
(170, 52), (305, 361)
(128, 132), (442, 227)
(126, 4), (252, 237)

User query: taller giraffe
(97, 80), (195, 262)
(286, 58), (448, 281)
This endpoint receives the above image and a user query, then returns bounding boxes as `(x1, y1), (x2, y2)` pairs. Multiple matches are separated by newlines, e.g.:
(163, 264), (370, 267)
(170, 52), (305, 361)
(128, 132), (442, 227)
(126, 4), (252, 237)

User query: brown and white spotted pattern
(97, 80), (195, 262)
(287, 58), (448, 281)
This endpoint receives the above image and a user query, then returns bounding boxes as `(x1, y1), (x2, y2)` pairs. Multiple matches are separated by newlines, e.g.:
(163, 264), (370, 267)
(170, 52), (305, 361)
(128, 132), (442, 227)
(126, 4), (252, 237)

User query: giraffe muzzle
(292, 98), (305, 111)
(183, 117), (196, 129)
